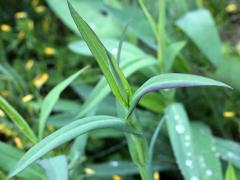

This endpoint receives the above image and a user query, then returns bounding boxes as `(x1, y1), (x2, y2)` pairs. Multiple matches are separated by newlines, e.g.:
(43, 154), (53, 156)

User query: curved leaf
(0, 96), (37, 143)
(76, 57), (156, 118)
(68, 1), (132, 108)
(38, 67), (88, 139)
(9, 116), (135, 178)
(127, 73), (231, 117)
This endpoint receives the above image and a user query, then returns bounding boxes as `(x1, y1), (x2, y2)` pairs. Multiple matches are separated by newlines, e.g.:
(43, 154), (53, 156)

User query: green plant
(6, 1), (232, 180)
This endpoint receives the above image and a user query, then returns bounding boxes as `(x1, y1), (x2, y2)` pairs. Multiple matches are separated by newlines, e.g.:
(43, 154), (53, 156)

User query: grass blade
(38, 67), (89, 140)
(0, 96), (37, 143)
(9, 116), (135, 178)
(127, 73), (231, 117)
(68, 1), (132, 107)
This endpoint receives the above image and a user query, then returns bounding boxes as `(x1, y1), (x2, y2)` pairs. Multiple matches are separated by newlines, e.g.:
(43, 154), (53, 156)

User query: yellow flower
(33, 73), (49, 88)
(35, 6), (45, 13)
(44, 47), (56, 56)
(0, 24), (11, 32)
(28, 20), (34, 30)
(223, 111), (235, 118)
(25, 59), (34, 70)
(153, 171), (160, 180)
(113, 175), (122, 180)
(226, 3), (238, 13)
(14, 137), (23, 149)
(15, 11), (28, 19)
(84, 168), (95, 175)
(22, 94), (34, 103)
(18, 31), (25, 39)
(0, 109), (5, 117)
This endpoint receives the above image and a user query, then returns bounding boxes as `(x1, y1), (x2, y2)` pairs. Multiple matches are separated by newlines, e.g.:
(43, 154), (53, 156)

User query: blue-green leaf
(9, 116), (135, 178)
(38, 155), (68, 180)
(38, 67), (88, 139)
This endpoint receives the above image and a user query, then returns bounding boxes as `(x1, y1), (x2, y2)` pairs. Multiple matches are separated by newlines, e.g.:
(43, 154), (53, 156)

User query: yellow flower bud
(0, 24), (11, 32)
(223, 111), (235, 118)
(14, 137), (23, 149)
(35, 6), (46, 13)
(84, 168), (95, 175)
(153, 171), (160, 180)
(33, 73), (49, 88)
(25, 59), (34, 70)
(44, 47), (56, 56)
(22, 94), (34, 103)
(113, 175), (122, 180)
(15, 11), (28, 19)
(226, 3), (238, 13)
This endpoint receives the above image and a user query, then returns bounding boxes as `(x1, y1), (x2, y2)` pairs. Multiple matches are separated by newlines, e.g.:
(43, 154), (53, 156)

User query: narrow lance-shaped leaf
(0, 96), (37, 143)
(225, 164), (237, 180)
(76, 56), (156, 118)
(214, 138), (240, 169)
(9, 116), (136, 178)
(191, 123), (223, 180)
(68, 1), (132, 108)
(176, 9), (223, 67)
(38, 155), (68, 180)
(166, 103), (223, 180)
(127, 73), (231, 117)
(38, 67), (88, 140)
(165, 103), (199, 179)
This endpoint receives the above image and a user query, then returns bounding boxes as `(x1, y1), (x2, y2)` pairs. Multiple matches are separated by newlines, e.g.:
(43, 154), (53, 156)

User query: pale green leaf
(214, 138), (240, 169)
(166, 103), (199, 179)
(46, 0), (120, 37)
(76, 57), (156, 118)
(191, 123), (223, 180)
(0, 96), (37, 143)
(39, 155), (68, 180)
(128, 73), (231, 117)
(38, 67), (88, 140)
(68, 1), (132, 107)
(166, 104), (223, 180)
(9, 116), (135, 178)
(164, 41), (186, 71)
(176, 9), (223, 67)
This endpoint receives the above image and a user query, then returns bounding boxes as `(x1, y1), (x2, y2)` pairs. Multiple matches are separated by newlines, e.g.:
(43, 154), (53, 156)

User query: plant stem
(157, 0), (166, 72)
